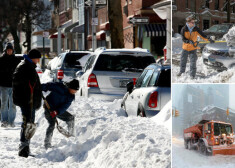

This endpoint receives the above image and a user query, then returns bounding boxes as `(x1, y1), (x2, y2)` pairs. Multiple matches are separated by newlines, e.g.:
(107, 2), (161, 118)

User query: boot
(19, 146), (29, 158)
(177, 72), (183, 77)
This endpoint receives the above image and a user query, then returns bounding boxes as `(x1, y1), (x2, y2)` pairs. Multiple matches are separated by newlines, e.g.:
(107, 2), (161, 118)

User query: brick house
(173, 0), (235, 34)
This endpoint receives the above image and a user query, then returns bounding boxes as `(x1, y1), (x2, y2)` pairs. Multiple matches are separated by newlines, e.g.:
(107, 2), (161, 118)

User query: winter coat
(181, 25), (209, 51)
(0, 53), (21, 87)
(41, 82), (75, 115)
(12, 59), (42, 109)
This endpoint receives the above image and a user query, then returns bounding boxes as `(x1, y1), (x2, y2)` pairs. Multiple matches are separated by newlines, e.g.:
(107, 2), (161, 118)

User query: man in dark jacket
(0, 43), (20, 127)
(41, 79), (78, 149)
(13, 49), (42, 158)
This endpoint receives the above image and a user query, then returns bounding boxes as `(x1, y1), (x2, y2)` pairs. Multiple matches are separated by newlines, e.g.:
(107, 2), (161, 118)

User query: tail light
(163, 46), (167, 61)
(148, 91), (158, 108)
(87, 73), (98, 87)
(57, 70), (64, 79)
(133, 78), (137, 85)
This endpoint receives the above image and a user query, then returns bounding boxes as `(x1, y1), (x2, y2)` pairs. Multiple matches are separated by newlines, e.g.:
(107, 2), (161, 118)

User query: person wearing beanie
(0, 42), (20, 127)
(41, 79), (79, 149)
(12, 48), (42, 157)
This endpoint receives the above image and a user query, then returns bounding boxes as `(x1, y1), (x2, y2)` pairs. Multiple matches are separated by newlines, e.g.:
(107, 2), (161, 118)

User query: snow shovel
(24, 82), (37, 140)
(42, 95), (72, 138)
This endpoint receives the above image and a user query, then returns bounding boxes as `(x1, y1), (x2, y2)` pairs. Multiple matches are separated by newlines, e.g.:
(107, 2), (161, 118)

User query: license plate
(119, 80), (130, 88)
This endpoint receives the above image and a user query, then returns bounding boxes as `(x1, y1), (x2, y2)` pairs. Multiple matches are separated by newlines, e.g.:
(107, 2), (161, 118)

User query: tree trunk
(108, 0), (124, 48)
(10, 27), (21, 54)
(25, 10), (32, 52)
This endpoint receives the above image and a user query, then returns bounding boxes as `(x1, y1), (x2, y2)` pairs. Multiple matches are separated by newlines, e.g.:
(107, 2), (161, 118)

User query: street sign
(128, 17), (149, 24)
(43, 31), (49, 38)
(85, 0), (106, 6)
(92, 18), (98, 25)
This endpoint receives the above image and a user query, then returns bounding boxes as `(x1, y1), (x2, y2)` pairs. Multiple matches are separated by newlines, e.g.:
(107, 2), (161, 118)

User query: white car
(122, 63), (171, 117)
(76, 48), (156, 101)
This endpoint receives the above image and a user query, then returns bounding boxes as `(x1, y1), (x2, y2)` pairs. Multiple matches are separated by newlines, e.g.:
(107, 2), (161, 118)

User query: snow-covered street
(173, 136), (235, 168)
(0, 95), (171, 168)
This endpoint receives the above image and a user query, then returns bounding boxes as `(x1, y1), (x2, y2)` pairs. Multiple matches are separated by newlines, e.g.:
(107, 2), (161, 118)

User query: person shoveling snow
(177, 16), (214, 79)
(41, 79), (79, 149)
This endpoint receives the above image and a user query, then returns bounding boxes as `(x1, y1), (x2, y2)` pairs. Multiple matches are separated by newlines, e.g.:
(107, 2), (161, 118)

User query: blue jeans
(0, 87), (16, 124)
(19, 106), (35, 149)
(180, 49), (198, 77)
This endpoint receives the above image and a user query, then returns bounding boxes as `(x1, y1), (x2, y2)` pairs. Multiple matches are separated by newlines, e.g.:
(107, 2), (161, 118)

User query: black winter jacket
(13, 59), (42, 109)
(41, 82), (75, 115)
(0, 53), (21, 87)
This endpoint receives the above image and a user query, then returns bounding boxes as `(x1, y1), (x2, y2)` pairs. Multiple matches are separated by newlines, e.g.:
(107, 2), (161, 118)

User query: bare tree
(108, 0), (124, 48)
(20, 0), (51, 52)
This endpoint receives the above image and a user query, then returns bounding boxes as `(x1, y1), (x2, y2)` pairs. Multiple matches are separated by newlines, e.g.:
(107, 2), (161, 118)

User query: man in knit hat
(41, 79), (79, 149)
(13, 48), (42, 157)
(0, 43), (20, 127)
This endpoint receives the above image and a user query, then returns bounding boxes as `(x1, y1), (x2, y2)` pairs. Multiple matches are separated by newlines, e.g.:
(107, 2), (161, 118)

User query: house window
(205, 1), (209, 8)
(223, 2), (227, 12)
(129, 0), (132, 4)
(186, 0), (188, 8)
(215, 0), (219, 10)
(191, 0), (196, 12)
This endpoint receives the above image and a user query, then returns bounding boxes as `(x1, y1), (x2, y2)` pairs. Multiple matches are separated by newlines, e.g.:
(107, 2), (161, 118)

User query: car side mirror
(127, 81), (134, 94)
(76, 71), (84, 78)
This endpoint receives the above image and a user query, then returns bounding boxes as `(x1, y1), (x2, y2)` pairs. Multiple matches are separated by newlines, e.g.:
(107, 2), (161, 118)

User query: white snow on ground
(0, 77), (171, 167)
(172, 55), (235, 83)
(223, 26), (235, 47)
(151, 100), (171, 132)
(173, 137), (235, 168)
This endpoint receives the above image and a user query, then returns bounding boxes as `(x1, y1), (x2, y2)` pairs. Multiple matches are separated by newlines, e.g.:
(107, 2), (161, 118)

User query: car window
(84, 55), (96, 72)
(148, 71), (159, 86)
(94, 54), (155, 72)
(140, 69), (154, 87)
(64, 53), (90, 69)
(56, 56), (63, 68)
(207, 25), (230, 33)
(135, 69), (148, 88)
(155, 69), (171, 87)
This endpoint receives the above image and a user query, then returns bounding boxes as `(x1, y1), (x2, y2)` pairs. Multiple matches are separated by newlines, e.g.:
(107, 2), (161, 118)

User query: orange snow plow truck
(184, 120), (235, 156)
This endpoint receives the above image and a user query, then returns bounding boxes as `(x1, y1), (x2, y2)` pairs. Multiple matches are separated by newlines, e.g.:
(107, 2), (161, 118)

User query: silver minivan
(77, 48), (156, 101)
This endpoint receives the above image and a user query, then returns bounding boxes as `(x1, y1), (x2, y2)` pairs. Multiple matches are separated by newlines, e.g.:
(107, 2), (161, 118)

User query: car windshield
(214, 123), (232, 136)
(207, 25), (230, 33)
(155, 68), (171, 87)
(94, 54), (155, 72)
(64, 53), (90, 69)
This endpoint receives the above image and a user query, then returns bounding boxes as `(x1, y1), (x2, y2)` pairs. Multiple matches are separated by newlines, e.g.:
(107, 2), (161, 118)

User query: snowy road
(172, 137), (235, 168)
(0, 97), (171, 168)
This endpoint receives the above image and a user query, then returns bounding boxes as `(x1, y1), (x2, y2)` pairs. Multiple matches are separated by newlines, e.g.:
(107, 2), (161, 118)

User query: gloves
(50, 111), (58, 118)
(184, 40), (190, 43)
(189, 40), (194, 45)
(209, 38), (215, 43)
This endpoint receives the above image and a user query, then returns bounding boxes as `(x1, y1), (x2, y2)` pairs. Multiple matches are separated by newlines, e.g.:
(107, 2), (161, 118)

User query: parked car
(198, 23), (234, 52)
(76, 48), (156, 101)
(46, 50), (92, 82)
(122, 63), (171, 117)
(202, 42), (235, 70)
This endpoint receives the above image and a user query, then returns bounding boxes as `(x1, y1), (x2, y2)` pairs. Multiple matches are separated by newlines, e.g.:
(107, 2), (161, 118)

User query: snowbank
(0, 97), (171, 168)
(223, 26), (235, 47)
(172, 34), (183, 56)
(151, 100), (172, 132)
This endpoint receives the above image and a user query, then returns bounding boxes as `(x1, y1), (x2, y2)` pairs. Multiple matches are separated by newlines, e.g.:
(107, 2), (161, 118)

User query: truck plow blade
(212, 144), (235, 155)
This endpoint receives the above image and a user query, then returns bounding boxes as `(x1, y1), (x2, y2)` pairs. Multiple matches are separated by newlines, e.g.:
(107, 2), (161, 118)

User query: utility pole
(227, 0), (231, 23)
(92, 0), (97, 51)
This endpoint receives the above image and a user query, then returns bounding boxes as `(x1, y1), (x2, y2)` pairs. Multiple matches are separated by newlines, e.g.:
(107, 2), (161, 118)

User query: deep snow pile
(172, 137), (235, 168)
(172, 56), (235, 83)
(151, 101), (171, 132)
(172, 34), (183, 56)
(223, 26), (235, 47)
(0, 97), (171, 168)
